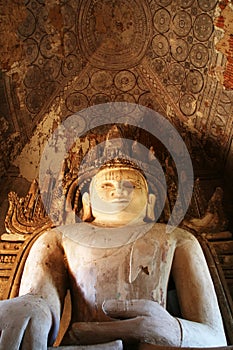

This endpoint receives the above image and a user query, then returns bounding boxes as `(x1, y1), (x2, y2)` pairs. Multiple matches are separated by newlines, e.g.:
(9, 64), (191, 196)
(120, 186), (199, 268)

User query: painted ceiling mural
(0, 0), (232, 184)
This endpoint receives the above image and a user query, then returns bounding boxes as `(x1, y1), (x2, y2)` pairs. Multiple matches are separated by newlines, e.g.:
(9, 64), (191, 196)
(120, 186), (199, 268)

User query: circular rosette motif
(63, 31), (77, 56)
(190, 43), (209, 68)
(193, 14), (213, 42)
(61, 4), (76, 30)
(151, 58), (168, 78)
(153, 8), (171, 33)
(173, 11), (192, 37)
(23, 65), (43, 88)
(139, 92), (160, 111)
(26, 89), (45, 114)
(66, 93), (89, 113)
(40, 34), (60, 59)
(168, 63), (185, 85)
(62, 54), (83, 76)
(152, 35), (169, 57)
(43, 58), (61, 81)
(23, 38), (38, 64)
(170, 38), (189, 62)
(77, 0), (152, 69)
(18, 9), (36, 37)
(187, 70), (204, 94)
(91, 71), (113, 92)
(179, 93), (197, 116)
(114, 71), (136, 92)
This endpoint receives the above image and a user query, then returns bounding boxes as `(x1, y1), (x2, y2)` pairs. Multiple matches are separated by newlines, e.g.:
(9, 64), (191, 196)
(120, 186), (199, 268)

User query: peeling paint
(13, 105), (62, 182)
(214, 1), (233, 90)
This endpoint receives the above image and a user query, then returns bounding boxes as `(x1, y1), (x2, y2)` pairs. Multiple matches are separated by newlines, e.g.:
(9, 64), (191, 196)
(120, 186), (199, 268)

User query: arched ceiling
(0, 0), (233, 181)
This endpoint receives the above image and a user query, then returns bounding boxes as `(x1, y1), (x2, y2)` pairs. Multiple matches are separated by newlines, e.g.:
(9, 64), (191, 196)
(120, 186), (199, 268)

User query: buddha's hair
(99, 158), (147, 176)
(89, 158), (149, 192)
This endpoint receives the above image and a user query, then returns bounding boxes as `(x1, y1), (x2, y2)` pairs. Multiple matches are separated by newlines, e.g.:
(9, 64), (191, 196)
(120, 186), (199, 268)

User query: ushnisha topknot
(64, 125), (163, 191)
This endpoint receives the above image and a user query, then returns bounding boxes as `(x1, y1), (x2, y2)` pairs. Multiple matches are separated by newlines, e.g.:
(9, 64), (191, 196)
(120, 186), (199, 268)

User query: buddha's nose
(111, 182), (126, 196)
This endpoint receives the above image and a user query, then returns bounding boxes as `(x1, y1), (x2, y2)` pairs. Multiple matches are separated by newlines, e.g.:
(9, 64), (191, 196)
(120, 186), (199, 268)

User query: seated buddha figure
(0, 159), (227, 350)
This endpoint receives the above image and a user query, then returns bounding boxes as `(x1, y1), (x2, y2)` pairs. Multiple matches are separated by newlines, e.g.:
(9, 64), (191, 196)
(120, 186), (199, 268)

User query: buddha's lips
(110, 198), (129, 203)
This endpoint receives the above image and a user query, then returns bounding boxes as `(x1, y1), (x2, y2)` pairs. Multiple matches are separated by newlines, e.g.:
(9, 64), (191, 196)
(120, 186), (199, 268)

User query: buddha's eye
(123, 180), (142, 189)
(122, 181), (135, 189)
(101, 182), (115, 189)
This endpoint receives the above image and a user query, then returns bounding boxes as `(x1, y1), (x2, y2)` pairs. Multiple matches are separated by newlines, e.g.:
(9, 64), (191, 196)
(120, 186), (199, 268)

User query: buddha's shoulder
(54, 222), (93, 235)
(147, 223), (197, 244)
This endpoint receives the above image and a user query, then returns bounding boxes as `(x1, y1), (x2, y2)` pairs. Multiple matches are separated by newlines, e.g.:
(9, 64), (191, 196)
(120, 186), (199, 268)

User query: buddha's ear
(146, 193), (156, 221)
(82, 192), (92, 221)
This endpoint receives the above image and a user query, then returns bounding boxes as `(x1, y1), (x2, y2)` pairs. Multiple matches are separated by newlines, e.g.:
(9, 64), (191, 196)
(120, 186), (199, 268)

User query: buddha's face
(89, 167), (149, 226)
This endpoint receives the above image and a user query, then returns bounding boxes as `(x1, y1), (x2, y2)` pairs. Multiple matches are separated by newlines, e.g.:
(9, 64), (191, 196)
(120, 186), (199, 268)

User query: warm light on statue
(83, 166), (151, 227)
(0, 155), (227, 350)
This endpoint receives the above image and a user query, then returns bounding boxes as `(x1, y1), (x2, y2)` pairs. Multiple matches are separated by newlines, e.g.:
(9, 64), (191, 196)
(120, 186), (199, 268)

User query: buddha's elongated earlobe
(82, 192), (93, 221)
(147, 193), (156, 221)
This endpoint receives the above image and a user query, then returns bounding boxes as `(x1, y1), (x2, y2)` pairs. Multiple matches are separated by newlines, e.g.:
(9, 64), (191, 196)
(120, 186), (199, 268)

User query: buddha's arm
(172, 235), (227, 347)
(19, 229), (68, 343)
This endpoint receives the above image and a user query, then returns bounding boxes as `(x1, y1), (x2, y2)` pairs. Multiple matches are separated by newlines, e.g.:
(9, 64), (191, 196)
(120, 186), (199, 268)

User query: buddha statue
(0, 158), (227, 350)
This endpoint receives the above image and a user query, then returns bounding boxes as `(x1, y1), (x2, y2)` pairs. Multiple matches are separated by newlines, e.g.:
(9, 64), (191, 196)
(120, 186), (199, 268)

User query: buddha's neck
(92, 218), (147, 228)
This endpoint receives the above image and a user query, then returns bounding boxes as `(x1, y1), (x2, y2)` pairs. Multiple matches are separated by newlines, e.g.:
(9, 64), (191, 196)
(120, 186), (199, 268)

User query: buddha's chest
(64, 231), (175, 320)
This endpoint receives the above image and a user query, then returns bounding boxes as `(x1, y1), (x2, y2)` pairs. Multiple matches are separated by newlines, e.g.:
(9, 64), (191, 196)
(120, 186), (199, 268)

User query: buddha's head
(82, 159), (156, 227)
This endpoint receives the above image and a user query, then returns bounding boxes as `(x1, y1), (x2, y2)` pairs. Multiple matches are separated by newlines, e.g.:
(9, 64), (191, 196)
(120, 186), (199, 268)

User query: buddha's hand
(69, 299), (181, 346)
(0, 294), (53, 350)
